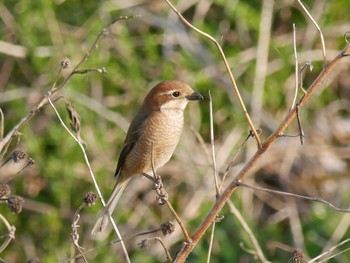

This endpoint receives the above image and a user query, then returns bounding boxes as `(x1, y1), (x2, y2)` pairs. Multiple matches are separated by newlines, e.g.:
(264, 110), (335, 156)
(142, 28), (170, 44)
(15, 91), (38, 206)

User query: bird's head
(143, 80), (203, 112)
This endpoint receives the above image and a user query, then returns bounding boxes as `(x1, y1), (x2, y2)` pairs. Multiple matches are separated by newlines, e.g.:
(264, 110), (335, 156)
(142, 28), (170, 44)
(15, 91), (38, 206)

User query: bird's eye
(172, 91), (181, 98)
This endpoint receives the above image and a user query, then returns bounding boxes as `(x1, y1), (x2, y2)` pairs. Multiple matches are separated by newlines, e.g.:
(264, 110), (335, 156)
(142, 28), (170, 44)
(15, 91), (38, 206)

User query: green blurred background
(1, 0), (350, 262)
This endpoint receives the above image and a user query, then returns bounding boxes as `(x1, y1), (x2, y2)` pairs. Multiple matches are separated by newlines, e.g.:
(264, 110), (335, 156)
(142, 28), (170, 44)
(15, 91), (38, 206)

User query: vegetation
(0, 0), (350, 262)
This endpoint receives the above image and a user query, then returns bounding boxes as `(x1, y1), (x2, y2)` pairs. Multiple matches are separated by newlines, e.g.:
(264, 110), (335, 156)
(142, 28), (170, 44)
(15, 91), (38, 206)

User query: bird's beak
(186, 91), (204, 101)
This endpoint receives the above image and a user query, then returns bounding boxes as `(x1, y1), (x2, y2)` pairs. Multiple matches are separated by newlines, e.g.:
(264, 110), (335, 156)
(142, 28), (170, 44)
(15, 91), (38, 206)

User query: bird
(92, 80), (203, 234)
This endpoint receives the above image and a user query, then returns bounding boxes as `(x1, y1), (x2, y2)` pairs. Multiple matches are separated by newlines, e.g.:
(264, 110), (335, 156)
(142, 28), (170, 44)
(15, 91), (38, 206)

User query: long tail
(91, 178), (130, 235)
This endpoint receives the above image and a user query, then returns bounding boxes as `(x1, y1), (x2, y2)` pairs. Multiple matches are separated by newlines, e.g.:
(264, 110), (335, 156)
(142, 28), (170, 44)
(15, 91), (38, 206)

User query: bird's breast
(122, 110), (184, 176)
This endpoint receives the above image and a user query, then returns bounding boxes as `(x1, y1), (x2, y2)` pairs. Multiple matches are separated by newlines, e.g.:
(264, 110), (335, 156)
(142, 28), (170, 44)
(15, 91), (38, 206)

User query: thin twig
(164, 0), (262, 148)
(72, 68), (107, 75)
(0, 108), (3, 140)
(228, 200), (270, 263)
(238, 182), (350, 213)
(218, 130), (255, 192)
(299, 61), (313, 94)
(208, 91), (219, 197)
(251, 0), (274, 126)
(291, 23), (299, 110)
(317, 247), (350, 263)
(71, 205), (88, 263)
(165, 200), (191, 243)
(295, 102), (304, 145)
(309, 237), (350, 263)
(47, 95), (131, 263)
(153, 237), (173, 262)
(206, 221), (216, 263)
(297, 0), (327, 64)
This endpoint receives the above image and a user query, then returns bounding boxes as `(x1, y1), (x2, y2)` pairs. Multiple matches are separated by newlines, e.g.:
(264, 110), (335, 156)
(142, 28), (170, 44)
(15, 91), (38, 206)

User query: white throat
(160, 99), (189, 113)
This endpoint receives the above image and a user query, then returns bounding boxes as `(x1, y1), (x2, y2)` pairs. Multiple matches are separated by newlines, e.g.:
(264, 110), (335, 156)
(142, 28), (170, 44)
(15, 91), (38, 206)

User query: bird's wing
(114, 111), (148, 178)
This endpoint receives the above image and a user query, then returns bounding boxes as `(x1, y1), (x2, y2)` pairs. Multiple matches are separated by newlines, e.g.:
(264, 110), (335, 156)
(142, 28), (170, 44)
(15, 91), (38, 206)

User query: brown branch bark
(172, 42), (350, 263)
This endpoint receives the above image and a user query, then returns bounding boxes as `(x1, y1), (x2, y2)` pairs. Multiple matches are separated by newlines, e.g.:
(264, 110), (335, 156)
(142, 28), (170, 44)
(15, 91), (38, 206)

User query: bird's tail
(91, 178), (130, 235)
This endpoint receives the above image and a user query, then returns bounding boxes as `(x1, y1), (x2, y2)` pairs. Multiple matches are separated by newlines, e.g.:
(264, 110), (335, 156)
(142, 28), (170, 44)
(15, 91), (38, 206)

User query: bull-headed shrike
(92, 80), (203, 234)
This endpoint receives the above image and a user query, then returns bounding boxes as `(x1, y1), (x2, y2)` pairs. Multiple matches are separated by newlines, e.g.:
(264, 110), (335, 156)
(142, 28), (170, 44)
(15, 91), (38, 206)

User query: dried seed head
(11, 149), (27, 163)
(160, 221), (175, 236)
(7, 196), (24, 213)
(0, 184), (11, 198)
(138, 239), (150, 249)
(83, 191), (97, 206)
(292, 248), (303, 262)
(61, 58), (71, 69)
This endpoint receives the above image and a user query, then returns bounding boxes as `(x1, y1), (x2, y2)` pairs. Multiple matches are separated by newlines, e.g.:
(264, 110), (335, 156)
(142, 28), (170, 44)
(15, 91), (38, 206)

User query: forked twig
(163, 0), (262, 148)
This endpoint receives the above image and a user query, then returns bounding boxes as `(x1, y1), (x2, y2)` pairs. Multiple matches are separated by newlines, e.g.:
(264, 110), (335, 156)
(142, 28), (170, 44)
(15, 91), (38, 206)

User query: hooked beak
(186, 91), (204, 101)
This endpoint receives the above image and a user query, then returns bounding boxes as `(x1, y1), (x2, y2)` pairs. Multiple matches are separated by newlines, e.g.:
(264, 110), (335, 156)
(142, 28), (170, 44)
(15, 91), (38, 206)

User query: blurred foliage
(0, 0), (350, 262)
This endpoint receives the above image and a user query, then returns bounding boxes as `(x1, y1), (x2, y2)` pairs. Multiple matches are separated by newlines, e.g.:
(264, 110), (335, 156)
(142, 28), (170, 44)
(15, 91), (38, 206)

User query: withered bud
(61, 58), (71, 69)
(160, 221), (175, 236)
(7, 196), (24, 213)
(138, 239), (150, 249)
(292, 248), (303, 262)
(0, 184), (11, 198)
(11, 149), (27, 163)
(83, 191), (97, 206)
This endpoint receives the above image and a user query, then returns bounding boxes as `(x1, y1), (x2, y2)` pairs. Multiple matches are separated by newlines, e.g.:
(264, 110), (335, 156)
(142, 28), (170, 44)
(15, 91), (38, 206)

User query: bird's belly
(123, 115), (183, 176)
